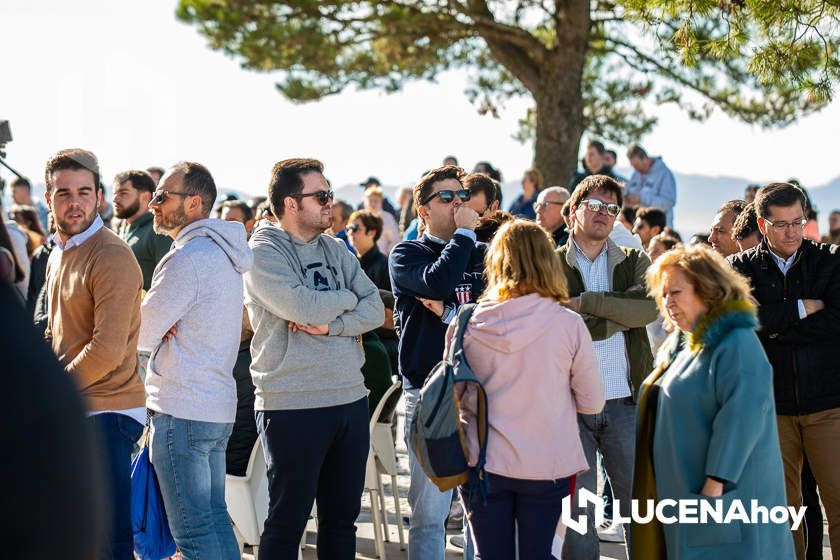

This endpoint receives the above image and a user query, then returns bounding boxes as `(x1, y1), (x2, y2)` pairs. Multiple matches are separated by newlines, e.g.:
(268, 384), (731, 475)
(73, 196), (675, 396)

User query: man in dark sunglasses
(139, 162), (253, 558)
(556, 174), (657, 558)
(244, 158), (384, 558)
(389, 164), (486, 558)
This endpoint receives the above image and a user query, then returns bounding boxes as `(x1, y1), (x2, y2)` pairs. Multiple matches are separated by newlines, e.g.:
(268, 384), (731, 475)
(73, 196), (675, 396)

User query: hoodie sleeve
(328, 248), (385, 336)
(246, 242), (358, 326)
(569, 316), (605, 415)
(139, 251), (198, 352)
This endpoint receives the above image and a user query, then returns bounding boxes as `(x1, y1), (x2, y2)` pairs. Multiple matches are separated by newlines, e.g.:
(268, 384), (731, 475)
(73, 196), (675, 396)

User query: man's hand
(163, 324), (177, 341)
(417, 297), (445, 318)
(289, 322), (329, 335)
(454, 206), (480, 231)
(624, 194), (640, 207)
(803, 299), (825, 316)
(562, 296), (581, 313)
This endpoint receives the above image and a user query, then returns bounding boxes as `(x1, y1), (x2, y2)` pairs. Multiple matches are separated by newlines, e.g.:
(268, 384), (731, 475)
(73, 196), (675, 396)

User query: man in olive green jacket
(557, 175), (658, 560)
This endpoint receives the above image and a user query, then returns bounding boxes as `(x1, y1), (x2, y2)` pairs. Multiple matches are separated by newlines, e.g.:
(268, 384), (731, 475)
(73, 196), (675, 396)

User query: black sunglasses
(150, 190), (192, 205)
(580, 199), (621, 217)
(422, 189), (471, 205)
(346, 223), (360, 233)
(292, 190), (334, 206)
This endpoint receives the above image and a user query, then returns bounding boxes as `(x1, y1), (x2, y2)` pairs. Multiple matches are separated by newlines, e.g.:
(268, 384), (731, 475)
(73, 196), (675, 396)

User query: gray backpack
(409, 304), (489, 496)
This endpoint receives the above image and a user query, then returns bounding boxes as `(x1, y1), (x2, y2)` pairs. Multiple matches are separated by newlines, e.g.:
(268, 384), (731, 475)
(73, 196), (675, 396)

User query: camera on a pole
(0, 120), (11, 158)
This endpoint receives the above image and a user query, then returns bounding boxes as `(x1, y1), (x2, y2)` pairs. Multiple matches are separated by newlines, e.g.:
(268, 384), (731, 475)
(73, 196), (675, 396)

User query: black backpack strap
(446, 303), (477, 362)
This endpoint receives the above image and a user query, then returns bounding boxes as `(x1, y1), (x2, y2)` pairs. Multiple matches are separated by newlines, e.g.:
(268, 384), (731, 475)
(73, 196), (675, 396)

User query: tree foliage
(176, 0), (839, 183)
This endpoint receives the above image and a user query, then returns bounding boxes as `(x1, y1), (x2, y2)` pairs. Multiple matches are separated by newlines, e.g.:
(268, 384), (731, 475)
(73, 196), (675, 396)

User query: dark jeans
(257, 397), (369, 560)
(226, 345), (258, 476)
(87, 412), (144, 560)
(460, 473), (573, 560)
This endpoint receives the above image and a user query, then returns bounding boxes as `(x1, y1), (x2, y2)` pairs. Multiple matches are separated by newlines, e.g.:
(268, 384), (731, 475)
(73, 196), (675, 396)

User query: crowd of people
(1, 142), (839, 560)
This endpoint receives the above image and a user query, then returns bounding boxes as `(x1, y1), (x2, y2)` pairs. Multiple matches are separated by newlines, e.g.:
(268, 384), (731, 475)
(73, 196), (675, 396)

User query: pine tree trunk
(533, 85), (585, 188)
(532, 0), (589, 188)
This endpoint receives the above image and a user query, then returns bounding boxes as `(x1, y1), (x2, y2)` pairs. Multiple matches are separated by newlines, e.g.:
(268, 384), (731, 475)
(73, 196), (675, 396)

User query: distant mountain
(335, 172), (840, 238)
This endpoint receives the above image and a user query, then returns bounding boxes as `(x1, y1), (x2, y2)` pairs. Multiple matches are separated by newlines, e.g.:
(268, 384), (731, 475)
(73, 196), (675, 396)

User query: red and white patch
(455, 283), (473, 305)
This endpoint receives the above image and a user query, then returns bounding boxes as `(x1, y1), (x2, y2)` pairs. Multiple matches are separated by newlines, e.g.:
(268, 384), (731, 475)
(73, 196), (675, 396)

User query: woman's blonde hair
(646, 244), (752, 320)
(482, 220), (568, 303)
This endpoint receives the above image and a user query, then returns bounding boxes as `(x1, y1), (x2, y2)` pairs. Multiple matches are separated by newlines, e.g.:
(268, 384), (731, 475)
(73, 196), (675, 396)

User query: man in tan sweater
(44, 148), (145, 560)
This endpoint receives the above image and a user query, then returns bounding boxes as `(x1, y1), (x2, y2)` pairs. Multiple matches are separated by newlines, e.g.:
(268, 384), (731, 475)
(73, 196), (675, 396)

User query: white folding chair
(225, 438), (304, 560)
(364, 378), (406, 559)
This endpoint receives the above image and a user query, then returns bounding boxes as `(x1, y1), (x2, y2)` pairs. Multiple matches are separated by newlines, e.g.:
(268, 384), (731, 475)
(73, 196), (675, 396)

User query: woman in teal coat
(632, 245), (795, 559)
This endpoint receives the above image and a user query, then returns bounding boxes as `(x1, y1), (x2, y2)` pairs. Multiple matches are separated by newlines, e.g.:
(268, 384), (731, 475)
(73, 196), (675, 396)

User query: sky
(2, 0), (839, 200)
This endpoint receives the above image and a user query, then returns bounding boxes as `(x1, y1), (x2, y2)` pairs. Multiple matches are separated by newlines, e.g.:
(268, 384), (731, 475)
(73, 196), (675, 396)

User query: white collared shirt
(768, 247), (807, 319)
(424, 228), (477, 245)
(51, 215), (104, 252)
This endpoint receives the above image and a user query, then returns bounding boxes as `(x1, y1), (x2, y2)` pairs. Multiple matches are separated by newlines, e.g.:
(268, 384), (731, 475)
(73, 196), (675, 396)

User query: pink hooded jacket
(446, 293), (605, 481)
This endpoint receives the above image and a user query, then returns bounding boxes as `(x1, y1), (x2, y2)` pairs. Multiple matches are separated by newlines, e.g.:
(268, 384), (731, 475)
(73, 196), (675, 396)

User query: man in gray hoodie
(139, 162), (253, 560)
(245, 158), (384, 559)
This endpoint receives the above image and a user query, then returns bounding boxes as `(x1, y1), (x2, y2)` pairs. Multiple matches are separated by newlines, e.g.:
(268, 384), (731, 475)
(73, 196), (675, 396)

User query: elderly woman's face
(660, 266), (709, 333)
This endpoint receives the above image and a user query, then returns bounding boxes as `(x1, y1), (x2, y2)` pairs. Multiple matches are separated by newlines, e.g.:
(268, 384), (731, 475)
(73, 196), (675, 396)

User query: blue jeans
(561, 398), (636, 560)
(461, 473), (573, 560)
(405, 388), (453, 560)
(150, 413), (239, 560)
(87, 412), (144, 560)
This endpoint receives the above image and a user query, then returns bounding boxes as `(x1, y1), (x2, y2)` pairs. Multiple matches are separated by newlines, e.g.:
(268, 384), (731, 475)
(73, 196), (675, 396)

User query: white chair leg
(369, 488), (387, 559)
(391, 474), (406, 550)
(377, 475), (390, 542)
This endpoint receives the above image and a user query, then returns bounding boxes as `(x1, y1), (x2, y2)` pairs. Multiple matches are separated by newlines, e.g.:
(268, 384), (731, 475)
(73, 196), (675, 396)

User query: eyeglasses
(580, 199), (621, 217)
(533, 200), (565, 212)
(422, 189), (471, 205)
(764, 217), (807, 232)
(292, 190), (334, 206)
(150, 190), (192, 205)
(346, 224), (360, 233)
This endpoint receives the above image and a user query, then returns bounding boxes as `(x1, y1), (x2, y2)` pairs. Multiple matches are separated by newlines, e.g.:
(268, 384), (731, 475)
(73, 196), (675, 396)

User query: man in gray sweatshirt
(138, 162), (253, 560)
(245, 158), (384, 559)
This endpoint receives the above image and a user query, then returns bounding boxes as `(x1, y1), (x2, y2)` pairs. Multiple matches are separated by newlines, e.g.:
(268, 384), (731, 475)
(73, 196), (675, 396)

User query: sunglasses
(150, 190), (192, 205)
(422, 189), (471, 205)
(292, 190), (334, 206)
(533, 200), (564, 212)
(346, 224), (360, 233)
(580, 199), (621, 217)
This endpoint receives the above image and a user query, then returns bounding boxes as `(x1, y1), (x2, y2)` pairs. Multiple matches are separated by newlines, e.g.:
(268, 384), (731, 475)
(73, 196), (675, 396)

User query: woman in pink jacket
(447, 219), (605, 560)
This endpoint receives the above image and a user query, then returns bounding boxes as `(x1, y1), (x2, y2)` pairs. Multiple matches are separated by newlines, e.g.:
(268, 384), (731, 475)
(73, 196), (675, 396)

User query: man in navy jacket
(389, 165), (485, 559)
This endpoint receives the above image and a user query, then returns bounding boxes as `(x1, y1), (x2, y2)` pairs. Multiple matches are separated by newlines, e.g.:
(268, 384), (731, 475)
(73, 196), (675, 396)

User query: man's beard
(153, 205), (187, 235)
(56, 205), (99, 238)
(114, 199), (141, 219)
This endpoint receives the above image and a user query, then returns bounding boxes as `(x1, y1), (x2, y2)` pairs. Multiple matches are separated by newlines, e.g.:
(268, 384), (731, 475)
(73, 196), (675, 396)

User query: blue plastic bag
(131, 444), (177, 560)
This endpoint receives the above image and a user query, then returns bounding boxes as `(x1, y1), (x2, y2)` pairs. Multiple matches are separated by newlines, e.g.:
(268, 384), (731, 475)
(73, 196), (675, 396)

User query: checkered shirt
(574, 241), (632, 400)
